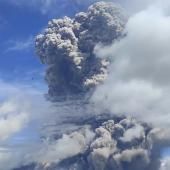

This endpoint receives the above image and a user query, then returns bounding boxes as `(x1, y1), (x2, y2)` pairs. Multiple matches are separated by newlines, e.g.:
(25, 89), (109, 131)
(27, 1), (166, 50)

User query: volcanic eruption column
(35, 2), (170, 170)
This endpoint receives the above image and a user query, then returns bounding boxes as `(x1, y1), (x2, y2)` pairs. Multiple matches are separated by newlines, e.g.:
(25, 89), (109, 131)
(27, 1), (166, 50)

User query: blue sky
(0, 1), (45, 85)
(0, 0), (95, 86)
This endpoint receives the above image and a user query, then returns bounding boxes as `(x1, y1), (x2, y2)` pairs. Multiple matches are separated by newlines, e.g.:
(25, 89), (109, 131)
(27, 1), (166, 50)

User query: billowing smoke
(14, 116), (170, 170)
(92, 2), (170, 127)
(9, 1), (170, 170)
(35, 1), (127, 98)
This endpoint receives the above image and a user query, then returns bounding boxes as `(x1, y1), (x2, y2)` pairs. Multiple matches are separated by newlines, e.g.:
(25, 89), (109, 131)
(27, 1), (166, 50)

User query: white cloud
(0, 80), (46, 141)
(0, 126), (94, 170)
(36, 127), (94, 164)
(0, 80), (41, 169)
(0, 111), (28, 141)
(5, 36), (33, 52)
(92, 4), (170, 127)
(0, 79), (95, 169)
(161, 157), (170, 170)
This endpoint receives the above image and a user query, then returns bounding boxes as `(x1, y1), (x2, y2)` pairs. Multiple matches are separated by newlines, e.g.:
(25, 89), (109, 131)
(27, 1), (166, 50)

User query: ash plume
(15, 116), (170, 170)
(35, 1), (127, 97)
(9, 1), (170, 170)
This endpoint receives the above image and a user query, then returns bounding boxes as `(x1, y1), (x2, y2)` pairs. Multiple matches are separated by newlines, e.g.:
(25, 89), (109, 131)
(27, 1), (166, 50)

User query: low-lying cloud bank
(0, 80), (55, 170)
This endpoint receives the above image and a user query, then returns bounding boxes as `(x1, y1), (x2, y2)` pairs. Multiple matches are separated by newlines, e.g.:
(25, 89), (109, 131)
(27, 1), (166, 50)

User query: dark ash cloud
(35, 1), (127, 98)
